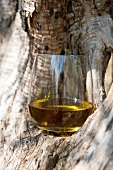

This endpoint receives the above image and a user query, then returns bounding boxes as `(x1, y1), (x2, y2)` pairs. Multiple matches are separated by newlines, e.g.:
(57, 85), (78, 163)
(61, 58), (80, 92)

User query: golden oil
(28, 98), (93, 132)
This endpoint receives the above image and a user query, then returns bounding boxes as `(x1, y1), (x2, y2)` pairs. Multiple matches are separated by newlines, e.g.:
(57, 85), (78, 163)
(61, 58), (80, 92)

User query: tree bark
(0, 0), (113, 170)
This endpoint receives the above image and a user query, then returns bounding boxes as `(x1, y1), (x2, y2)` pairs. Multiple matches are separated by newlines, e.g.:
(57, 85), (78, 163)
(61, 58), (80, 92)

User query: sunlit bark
(0, 0), (113, 169)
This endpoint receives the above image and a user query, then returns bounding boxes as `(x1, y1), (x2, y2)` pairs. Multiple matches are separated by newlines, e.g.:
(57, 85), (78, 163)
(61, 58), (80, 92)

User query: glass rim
(35, 54), (85, 57)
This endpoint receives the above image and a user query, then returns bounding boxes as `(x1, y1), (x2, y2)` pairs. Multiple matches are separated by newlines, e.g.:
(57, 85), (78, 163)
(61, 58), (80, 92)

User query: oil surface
(28, 98), (93, 132)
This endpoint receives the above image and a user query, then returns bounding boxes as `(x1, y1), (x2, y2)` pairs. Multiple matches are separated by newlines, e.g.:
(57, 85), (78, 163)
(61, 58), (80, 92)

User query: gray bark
(0, 0), (113, 170)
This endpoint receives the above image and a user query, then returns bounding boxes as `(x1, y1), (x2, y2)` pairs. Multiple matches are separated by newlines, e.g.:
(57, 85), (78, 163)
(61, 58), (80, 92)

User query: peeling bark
(0, 0), (113, 170)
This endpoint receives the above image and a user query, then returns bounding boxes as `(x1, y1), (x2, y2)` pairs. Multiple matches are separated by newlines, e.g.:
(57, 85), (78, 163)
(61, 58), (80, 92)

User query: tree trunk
(0, 0), (113, 170)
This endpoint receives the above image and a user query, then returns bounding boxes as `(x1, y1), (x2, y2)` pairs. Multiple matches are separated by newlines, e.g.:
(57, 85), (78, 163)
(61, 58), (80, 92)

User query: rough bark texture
(0, 0), (113, 170)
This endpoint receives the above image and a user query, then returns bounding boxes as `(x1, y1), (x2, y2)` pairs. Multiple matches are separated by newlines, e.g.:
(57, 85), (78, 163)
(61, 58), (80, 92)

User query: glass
(28, 54), (94, 133)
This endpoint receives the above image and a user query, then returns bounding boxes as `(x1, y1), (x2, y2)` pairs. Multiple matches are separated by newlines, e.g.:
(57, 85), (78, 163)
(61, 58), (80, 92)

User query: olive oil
(28, 98), (93, 132)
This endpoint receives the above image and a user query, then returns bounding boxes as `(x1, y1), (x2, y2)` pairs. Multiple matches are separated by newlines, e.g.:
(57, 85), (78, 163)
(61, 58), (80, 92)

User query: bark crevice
(0, 0), (113, 170)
